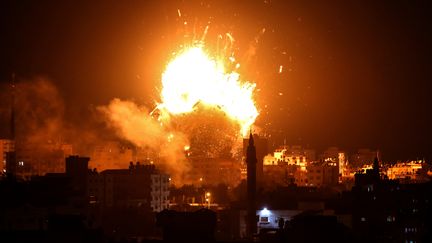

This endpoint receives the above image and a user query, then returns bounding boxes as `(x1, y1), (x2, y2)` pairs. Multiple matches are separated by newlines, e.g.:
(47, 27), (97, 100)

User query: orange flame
(157, 46), (258, 136)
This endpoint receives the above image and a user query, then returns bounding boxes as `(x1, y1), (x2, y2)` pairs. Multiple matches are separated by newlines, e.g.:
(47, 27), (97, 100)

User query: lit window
(260, 217), (268, 222)
(361, 217), (366, 222)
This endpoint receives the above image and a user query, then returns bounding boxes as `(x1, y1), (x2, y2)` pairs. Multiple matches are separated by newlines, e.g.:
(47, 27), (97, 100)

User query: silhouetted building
(156, 209), (217, 242)
(352, 156), (432, 242)
(88, 162), (170, 211)
(66, 155), (89, 197)
(246, 132), (257, 237)
(281, 213), (352, 242)
(354, 156), (381, 189)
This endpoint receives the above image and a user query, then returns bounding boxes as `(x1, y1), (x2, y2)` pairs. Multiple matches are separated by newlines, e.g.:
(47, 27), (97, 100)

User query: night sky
(1, 0), (431, 161)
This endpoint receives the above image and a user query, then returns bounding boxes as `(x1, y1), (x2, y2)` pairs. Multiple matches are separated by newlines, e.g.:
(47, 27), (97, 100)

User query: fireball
(157, 45), (259, 136)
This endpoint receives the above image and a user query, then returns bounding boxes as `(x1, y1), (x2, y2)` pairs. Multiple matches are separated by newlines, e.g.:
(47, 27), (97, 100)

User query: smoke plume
(98, 98), (191, 184)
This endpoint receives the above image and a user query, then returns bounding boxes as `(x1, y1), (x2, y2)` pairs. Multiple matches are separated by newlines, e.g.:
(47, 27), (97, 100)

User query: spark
(279, 65), (283, 73)
(226, 33), (234, 43)
(177, 9), (182, 17)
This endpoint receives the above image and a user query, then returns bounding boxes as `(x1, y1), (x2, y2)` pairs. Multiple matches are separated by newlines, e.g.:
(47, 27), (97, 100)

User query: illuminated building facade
(188, 157), (241, 186)
(263, 145), (314, 168)
(293, 161), (339, 187)
(386, 161), (425, 181)
(150, 174), (170, 212)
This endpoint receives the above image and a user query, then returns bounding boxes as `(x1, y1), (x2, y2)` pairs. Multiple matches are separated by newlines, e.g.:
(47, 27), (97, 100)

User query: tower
(246, 132), (257, 237)
(4, 74), (17, 177)
(10, 73), (15, 140)
(243, 133), (268, 188)
(373, 151), (380, 177)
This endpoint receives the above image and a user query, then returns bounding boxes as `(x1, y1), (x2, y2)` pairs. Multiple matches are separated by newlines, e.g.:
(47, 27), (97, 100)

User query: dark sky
(1, 0), (431, 161)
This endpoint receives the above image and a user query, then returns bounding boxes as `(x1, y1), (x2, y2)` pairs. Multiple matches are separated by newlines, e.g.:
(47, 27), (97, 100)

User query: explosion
(101, 39), (259, 185)
(157, 45), (258, 136)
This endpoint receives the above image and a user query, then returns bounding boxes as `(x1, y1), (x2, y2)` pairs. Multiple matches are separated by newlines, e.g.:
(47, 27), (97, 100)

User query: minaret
(246, 132), (257, 237)
(373, 150), (380, 178)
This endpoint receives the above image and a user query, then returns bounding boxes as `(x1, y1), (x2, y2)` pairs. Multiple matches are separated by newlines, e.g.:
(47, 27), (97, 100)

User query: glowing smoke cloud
(99, 99), (190, 183)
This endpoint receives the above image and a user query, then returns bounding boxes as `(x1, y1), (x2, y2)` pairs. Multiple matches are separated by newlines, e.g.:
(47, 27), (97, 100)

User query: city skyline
(1, 1), (431, 242)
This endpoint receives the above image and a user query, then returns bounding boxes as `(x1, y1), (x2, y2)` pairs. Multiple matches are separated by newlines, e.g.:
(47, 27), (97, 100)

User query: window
(260, 217), (269, 222)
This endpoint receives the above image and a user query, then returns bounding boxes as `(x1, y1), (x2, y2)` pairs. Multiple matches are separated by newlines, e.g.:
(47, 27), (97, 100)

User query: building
(352, 157), (432, 242)
(4, 141), (73, 179)
(262, 145), (317, 187)
(320, 147), (347, 180)
(87, 162), (170, 212)
(263, 145), (314, 168)
(263, 163), (297, 187)
(150, 174), (170, 212)
(188, 157), (241, 186)
(156, 209), (217, 242)
(0, 139), (15, 174)
(386, 160), (425, 181)
(66, 155), (90, 197)
(293, 161), (338, 187)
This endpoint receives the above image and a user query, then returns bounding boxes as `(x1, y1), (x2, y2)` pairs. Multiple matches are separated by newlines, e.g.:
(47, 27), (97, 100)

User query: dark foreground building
(156, 209), (217, 242)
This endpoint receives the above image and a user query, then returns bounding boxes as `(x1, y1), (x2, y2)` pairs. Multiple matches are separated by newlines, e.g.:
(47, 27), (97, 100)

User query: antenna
(10, 73), (16, 141)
